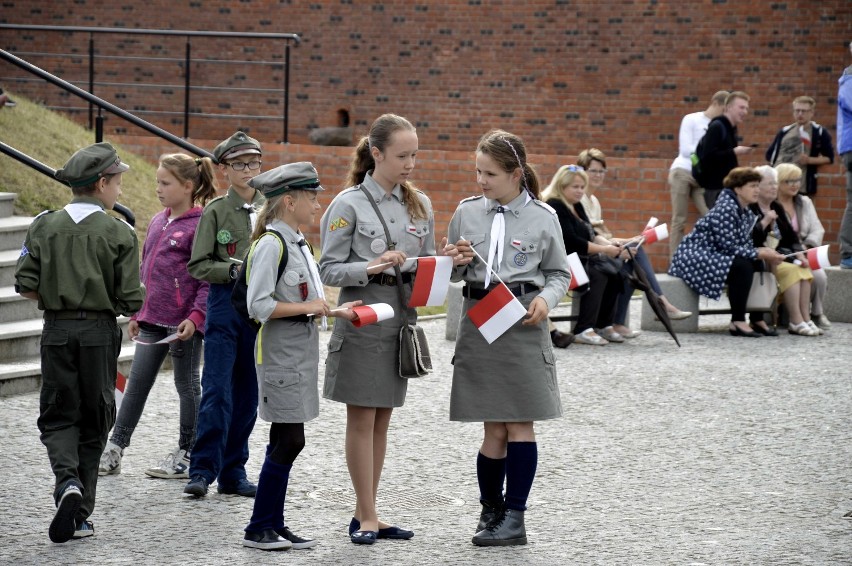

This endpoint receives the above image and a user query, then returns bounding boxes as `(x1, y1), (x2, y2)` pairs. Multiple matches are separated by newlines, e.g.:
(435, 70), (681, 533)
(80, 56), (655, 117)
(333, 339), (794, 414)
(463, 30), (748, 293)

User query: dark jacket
(765, 122), (834, 196)
(546, 198), (595, 258)
(693, 115), (739, 192)
(749, 201), (805, 256)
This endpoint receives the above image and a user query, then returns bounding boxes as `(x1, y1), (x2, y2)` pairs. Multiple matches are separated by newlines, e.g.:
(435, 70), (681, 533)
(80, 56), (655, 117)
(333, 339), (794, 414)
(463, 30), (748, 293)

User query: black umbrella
(624, 246), (681, 347)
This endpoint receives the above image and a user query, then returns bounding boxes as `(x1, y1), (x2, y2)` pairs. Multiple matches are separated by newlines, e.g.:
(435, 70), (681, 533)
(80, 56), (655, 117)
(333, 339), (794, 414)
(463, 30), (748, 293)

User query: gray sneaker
(145, 448), (190, 479)
(98, 442), (123, 476)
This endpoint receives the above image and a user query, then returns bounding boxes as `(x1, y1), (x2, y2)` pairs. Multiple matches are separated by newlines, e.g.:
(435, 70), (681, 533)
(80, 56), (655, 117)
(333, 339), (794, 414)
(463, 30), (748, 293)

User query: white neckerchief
(484, 192), (531, 287)
(64, 202), (104, 224)
(298, 236), (327, 331)
(243, 203), (258, 232)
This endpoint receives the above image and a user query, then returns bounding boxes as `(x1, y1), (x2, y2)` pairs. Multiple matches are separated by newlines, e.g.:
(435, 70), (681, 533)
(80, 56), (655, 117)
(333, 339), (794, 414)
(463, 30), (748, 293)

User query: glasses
(566, 165), (584, 172)
(784, 179), (802, 185)
(228, 160), (262, 171)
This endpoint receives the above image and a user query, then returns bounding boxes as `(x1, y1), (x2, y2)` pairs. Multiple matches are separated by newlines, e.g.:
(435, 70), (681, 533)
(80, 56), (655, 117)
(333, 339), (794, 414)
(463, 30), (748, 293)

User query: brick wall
(111, 135), (848, 273)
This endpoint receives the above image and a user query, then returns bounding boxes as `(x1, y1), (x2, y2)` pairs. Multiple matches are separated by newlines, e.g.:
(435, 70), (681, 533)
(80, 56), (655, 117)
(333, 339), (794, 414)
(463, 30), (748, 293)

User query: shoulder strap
(358, 185), (409, 325)
(247, 229), (289, 284)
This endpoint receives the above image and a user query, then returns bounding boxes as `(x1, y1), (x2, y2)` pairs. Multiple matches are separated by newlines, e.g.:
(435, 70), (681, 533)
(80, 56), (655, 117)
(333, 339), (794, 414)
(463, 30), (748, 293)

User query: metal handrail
(0, 141), (136, 226)
(0, 49), (213, 159)
(0, 24), (299, 142)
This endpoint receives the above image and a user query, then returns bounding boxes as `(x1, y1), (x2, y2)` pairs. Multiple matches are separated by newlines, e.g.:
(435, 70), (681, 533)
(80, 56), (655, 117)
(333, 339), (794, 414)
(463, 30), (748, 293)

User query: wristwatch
(229, 263), (239, 280)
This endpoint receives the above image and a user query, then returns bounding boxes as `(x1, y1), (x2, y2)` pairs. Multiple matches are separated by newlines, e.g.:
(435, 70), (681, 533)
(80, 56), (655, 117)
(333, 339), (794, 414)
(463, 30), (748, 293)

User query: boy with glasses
(766, 96), (834, 196)
(184, 132), (266, 497)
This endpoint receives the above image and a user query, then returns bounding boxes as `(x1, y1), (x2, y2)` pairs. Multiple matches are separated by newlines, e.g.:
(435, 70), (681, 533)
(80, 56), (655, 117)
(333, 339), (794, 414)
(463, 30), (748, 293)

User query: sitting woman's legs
(726, 256), (756, 326)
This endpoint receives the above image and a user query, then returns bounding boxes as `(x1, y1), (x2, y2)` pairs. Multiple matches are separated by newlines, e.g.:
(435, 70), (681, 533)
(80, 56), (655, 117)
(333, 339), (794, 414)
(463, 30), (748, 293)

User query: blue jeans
(839, 152), (852, 259)
(615, 247), (664, 325)
(189, 283), (258, 486)
(110, 322), (202, 451)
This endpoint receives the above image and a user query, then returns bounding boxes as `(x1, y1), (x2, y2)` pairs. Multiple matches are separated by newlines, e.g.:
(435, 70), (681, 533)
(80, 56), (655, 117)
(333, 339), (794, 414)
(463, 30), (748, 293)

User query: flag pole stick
(470, 247), (508, 287)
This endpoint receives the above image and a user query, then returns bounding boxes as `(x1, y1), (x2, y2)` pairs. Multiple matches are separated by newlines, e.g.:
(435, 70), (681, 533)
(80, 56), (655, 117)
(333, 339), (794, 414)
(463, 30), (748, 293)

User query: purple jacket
(133, 206), (208, 333)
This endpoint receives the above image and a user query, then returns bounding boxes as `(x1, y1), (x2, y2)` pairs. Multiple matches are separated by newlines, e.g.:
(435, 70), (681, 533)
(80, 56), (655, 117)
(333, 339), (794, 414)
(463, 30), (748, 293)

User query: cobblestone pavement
(1, 301), (850, 565)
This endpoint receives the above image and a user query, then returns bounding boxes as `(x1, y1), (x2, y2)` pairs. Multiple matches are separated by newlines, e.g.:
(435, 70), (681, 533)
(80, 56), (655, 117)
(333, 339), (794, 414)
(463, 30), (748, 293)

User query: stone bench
(822, 266), (852, 323)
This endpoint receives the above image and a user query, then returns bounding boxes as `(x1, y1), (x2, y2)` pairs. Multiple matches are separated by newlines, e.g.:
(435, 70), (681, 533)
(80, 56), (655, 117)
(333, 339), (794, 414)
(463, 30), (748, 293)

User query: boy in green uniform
(184, 132), (264, 497)
(15, 142), (144, 543)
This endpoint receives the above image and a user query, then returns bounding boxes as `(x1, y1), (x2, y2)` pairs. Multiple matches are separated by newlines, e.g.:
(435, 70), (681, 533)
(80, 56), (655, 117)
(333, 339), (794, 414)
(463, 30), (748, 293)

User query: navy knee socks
(476, 452), (506, 504)
(245, 454), (291, 532)
(504, 441), (538, 512)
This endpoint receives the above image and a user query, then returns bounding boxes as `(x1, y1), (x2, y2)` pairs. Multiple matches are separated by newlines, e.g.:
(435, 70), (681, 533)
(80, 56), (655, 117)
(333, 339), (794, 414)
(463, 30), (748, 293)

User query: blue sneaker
(49, 481), (83, 543)
(217, 477), (256, 497)
(183, 475), (209, 497)
(841, 257), (852, 270)
(72, 520), (94, 539)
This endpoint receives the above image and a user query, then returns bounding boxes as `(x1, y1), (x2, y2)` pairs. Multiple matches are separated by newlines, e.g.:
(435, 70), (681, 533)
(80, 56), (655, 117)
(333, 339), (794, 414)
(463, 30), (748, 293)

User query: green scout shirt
(14, 196), (145, 315)
(188, 186), (265, 284)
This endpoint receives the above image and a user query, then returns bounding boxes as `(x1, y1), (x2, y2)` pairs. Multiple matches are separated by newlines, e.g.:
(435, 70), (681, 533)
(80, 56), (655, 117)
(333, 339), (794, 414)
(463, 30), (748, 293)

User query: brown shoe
(550, 330), (574, 348)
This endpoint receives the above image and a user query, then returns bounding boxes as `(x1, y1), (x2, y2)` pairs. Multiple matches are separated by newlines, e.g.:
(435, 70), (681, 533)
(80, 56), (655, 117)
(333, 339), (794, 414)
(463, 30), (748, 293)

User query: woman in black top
(541, 165), (625, 345)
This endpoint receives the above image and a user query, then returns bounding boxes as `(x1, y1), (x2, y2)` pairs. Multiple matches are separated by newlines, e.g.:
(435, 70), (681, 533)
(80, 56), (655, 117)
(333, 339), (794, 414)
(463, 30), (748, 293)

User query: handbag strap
(358, 185), (410, 326)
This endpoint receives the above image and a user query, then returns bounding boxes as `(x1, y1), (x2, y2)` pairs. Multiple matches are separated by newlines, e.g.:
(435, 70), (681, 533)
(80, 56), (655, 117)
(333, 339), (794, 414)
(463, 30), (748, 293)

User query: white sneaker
(788, 322), (818, 336)
(98, 442), (123, 476)
(812, 314), (831, 330)
(574, 328), (608, 345)
(145, 448), (190, 479)
(805, 320), (824, 335)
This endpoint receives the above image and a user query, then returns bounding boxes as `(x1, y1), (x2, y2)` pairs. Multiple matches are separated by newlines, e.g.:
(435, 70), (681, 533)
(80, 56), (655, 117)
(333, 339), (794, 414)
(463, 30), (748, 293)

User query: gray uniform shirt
(319, 172), (437, 287)
(448, 191), (571, 310)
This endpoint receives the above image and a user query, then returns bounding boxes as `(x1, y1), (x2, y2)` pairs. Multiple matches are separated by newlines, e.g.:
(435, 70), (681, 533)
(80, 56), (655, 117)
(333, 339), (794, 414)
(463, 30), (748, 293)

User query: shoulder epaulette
(112, 216), (136, 231)
(33, 210), (55, 220)
(338, 186), (361, 197)
(532, 199), (557, 215)
(460, 195), (483, 204)
(205, 195), (226, 207)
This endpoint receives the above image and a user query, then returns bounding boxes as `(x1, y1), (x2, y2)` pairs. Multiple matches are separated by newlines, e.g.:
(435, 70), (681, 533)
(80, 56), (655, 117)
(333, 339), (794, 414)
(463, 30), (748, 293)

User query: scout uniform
(185, 132), (264, 496)
(241, 162), (324, 551)
(14, 142), (144, 543)
(447, 190), (570, 422)
(319, 172), (436, 408)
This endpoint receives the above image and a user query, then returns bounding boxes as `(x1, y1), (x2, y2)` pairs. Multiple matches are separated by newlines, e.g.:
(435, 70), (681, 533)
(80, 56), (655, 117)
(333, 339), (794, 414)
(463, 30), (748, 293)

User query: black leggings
(727, 256), (761, 322)
(268, 422), (305, 466)
(573, 266), (622, 333)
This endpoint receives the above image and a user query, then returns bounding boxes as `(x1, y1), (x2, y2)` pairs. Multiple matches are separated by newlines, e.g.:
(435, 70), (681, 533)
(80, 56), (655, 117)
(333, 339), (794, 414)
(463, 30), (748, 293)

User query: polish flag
(567, 252), (589, 290)
(644, 217), (659, 231)
(351, 303), (395, 328)
(642, 223), (669, 245)
(408, 256), (453, 307)
(799, 125), (812, 149)
(115, 371), (127, 413)
(467, 282), (528, 344)
(807, 245), (831, 271)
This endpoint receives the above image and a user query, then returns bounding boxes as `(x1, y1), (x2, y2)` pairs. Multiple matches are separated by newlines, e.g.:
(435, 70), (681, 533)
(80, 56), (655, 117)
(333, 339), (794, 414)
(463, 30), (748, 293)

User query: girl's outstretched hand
(332, 300), (363, 321)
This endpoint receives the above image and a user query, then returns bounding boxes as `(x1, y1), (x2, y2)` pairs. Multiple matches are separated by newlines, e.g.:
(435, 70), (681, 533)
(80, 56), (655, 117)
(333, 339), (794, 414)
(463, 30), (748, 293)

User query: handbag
(359, 186), (432, 378)
(587, 252), (623, 276)
(746, 269), (778, 311)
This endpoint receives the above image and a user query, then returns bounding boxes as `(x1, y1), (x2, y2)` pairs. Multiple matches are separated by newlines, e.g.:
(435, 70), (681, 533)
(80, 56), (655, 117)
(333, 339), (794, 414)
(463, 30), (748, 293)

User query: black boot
(475, 499), (503, 533)
(472, 508), (527, 546)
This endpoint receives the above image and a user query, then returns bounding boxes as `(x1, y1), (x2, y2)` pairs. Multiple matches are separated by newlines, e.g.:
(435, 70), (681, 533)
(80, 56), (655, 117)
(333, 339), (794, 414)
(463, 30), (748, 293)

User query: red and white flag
(115, 371), (127, 413)
(644, 216), (659, 231)
(467, 282), (528, 344)
(408, 256), (453, 307)
(807, 245), (831, 271)
(799, 125), (812, 149)
(351, 303), (395, 328)
(642, 223), (669, 245)
(567, 252), (589, 290)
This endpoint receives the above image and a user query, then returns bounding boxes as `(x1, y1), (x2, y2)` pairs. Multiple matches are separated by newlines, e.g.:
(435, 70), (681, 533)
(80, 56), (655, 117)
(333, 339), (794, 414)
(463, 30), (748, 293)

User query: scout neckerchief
(297, 235), (327, 330)
(242, 202), (258, 232)
(484, 191), (531, 288)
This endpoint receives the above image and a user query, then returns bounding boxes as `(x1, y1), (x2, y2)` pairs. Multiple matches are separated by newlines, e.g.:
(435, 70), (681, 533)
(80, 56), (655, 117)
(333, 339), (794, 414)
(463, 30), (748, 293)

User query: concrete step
(0, 249), (19, 287)
(0, 215), (33, 251)
(0, 285), (41, 323)
(0, 193), (15, 219)
(0, 316), (131, 360)
(0, 344), (137, 397)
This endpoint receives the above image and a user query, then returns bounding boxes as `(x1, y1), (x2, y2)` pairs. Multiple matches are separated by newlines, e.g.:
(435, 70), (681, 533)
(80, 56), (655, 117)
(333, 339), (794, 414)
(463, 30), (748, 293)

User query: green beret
(248, 162), (324, 198)
(212, 131), (262, 164)
(55, 142), (130, 188)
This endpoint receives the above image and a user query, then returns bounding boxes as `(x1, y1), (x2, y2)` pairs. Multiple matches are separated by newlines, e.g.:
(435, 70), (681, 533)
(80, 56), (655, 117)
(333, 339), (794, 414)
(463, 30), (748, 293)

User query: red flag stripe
(467, 283), (514, 328)
(408, 257), (436, 307)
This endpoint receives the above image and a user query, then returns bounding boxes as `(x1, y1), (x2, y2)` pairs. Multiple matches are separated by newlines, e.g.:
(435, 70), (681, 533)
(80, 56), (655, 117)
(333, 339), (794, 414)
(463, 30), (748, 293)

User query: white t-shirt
(670, 111), (711, 172)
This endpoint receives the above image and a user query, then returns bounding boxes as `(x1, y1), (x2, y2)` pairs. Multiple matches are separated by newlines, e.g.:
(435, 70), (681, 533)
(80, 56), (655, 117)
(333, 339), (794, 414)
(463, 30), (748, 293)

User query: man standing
(668, 90), (728, 257)
(692, 91), (754, 208)
(838, 41), (852, 269)
(766, 96), (834, 196)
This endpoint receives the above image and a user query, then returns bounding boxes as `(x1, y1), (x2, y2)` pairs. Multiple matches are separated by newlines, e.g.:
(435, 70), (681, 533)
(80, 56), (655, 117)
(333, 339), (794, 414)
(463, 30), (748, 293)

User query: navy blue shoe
(350, 529), (377, 545)
(348, 517), (359, 536)
(183, 475), (209, 497)
(217, 478), (257, 497)
(377, 525), (414, 540)
(72, 520), (94, 539)
(49, 481), (83, 543)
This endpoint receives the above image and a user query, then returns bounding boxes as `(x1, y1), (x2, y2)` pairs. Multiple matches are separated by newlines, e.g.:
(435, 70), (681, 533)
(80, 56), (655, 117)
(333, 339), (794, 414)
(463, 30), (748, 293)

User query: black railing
(0, 141), (136, 226)
(0, 24), (300, 143)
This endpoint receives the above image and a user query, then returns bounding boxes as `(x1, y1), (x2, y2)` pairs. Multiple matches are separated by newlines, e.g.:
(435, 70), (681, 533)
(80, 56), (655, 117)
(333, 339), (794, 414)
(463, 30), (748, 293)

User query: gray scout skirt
(323, 281), (415, 408)
(256, 318), (320, 423)
(450, 291), (562, 422)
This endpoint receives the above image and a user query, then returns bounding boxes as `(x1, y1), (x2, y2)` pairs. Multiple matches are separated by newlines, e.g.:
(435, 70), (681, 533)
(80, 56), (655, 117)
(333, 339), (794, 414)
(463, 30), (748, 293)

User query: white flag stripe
(477, 298), (528, 344)
(426, 256), (453, 306)
(566, 252), (589, 287)
(644, 216), (659, 231)
(370, 303), (395, 320)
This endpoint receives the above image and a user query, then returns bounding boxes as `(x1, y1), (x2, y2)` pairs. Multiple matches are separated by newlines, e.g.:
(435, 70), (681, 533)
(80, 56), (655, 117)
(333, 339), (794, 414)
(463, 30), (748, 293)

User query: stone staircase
(0, 193), (135, 396)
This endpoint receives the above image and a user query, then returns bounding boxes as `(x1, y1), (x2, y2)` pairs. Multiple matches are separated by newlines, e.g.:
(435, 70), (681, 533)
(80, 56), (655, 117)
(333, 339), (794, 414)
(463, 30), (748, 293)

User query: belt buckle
(76, 310), (87, 320)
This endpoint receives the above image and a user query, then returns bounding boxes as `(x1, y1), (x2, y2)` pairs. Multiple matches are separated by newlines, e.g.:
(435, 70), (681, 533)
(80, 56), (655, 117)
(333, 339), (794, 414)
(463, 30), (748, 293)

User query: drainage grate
(308, 487), (465, 509)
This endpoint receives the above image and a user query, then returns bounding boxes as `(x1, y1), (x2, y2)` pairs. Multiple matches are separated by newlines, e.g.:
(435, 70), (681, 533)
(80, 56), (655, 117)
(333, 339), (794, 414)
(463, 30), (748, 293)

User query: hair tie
(194, 157), (202, 166)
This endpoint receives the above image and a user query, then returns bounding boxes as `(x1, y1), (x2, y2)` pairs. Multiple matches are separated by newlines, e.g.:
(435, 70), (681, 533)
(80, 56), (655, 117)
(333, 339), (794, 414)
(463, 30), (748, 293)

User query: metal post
(95, 108), (103, 143)
(88, 33), (94, 130)
(184, 37), (191, 139)
(284, 43), (290, 144)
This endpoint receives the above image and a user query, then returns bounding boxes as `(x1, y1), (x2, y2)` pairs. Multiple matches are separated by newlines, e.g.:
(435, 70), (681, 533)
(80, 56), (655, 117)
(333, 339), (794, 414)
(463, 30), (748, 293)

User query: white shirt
(670, 111), (712, 172)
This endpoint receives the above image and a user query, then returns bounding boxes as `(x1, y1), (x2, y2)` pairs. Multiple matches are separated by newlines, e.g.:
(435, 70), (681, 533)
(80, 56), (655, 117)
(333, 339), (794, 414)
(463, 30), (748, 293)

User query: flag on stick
(644, 217), (659, 231)
(408, 256), (453, 307)
(567, 252), (589, 290)
(799, 125), (812, 149)
(807, 245), (831, 271)
(351, 303), (395, 328)
(467, 282), (528, 344)
(642, 223), (669, 245)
